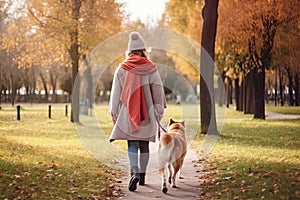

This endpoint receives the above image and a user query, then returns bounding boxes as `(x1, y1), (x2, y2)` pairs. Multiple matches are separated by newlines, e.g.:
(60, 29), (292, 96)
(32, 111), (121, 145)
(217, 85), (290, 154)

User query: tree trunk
(286, 67), (294, 106)
(279, 68), (284, 106)
(294, 73), (299, 106)
(226, 77), (232, 108)
(238, 78), (244, 111)
(244, 70), (254, 114)
(49, 71), (58, 103)
(249, 15), (277, 119)
(83, 54), (93, 110)
(200, 0), (219, 134)
(30, 66), (36, 104)
(70, 0), (81, 123)
(274, 67), (278, 106)
(10, 74), (15, 106)
(39, 72), (48, 102)
(235, 78), (241, 111)
(253, 66), (266, 119)
(218, 72), (226, 107)
(265, 77), (270, 105)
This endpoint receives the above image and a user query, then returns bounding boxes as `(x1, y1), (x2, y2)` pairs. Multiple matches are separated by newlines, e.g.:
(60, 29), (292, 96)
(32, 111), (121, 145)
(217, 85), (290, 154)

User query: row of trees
(0, 0), (206, 123)
(0, 0), (123, 121)
(163, 0), (300, 120)
(217, 0), (300, 117)
(1, 0), (300, 124)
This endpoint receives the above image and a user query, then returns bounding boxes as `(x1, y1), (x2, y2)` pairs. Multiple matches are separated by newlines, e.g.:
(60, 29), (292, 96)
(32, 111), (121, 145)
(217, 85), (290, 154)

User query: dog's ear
(169, 118), (175, 125)
(181, 120), (185, 127)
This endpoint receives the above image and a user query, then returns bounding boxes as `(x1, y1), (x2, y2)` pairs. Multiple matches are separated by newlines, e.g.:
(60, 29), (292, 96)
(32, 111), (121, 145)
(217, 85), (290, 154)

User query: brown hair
(129, 49), (146, 57)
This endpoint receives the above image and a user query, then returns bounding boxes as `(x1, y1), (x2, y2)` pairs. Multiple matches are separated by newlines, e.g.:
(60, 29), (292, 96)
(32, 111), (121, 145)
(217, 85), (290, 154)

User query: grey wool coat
(109, 66), (166, 142)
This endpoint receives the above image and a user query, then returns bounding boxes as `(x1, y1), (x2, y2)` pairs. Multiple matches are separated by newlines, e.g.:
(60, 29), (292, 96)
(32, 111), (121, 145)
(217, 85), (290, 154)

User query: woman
(109, 31), (166, 191)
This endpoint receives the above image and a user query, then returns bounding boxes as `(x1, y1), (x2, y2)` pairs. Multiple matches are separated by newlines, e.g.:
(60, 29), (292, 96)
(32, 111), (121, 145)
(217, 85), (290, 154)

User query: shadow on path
(112, 147), (203, 200)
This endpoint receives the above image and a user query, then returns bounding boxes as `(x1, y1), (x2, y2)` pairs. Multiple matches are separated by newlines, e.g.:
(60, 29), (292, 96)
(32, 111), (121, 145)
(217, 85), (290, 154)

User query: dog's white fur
(158, 118), (187, 193)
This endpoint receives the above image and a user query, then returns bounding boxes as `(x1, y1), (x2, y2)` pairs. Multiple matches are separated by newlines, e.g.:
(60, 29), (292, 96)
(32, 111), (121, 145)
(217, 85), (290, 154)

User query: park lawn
(0, 105), (122, 200)
(222, 108), (253, 119)
(2, 104), (299, 199)
(266, 104), (300, 115)
(194, 111), (300, 199)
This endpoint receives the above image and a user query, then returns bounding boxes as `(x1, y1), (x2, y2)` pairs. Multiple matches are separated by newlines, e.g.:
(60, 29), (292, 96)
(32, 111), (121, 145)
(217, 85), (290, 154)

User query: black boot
(139, 173), (145, 185)
(128, 167), (140, 191)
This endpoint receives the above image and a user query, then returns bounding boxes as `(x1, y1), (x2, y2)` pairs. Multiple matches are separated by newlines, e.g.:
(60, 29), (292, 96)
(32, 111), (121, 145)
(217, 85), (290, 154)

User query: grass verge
(194, 109), (300, 199)
(0, 105), (122, 200)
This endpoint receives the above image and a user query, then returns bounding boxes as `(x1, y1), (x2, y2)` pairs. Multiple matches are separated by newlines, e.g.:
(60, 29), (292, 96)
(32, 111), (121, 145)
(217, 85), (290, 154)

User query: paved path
(110, 111), (300, 199)
(112, 145), (202, 200)
(265, 111), (300, 120)
(227, 111), (300, 121)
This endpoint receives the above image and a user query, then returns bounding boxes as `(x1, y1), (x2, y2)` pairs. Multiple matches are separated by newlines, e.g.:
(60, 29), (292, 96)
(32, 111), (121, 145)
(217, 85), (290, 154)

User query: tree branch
(27, 8), (45, 28)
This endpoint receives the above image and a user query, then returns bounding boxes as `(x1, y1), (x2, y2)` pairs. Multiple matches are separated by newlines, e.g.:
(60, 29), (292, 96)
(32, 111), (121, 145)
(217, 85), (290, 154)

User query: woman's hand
(157, 114), (163, 121)
(112, 115), (117, 124)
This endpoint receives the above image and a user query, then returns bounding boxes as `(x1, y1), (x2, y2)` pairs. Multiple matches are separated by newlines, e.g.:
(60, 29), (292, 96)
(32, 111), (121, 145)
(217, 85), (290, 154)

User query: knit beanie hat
(128, 31), (146, 51)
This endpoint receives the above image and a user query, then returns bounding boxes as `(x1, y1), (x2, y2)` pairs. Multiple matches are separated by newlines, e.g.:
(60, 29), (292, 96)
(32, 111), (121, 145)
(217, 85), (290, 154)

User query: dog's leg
(178, 158), (184, 179)
(158, 148), (168, 193)
(171, 160), (182, 188)
(178, 168), (184, 179)
(159, 167), (168, 193)
(168, 164), (172, 184)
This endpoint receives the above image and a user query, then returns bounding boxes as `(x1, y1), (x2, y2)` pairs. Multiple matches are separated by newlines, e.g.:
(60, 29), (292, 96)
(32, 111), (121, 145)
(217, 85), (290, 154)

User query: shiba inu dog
(158, 118), (187, 193)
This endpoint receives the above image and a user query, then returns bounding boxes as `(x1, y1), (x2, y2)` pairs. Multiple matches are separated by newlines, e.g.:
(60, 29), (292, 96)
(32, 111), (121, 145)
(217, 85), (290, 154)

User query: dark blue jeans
(127, 140), (149, 174)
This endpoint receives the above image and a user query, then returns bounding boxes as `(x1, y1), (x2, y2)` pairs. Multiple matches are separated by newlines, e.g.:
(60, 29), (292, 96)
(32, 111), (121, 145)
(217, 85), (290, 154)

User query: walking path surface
(111, 111), (300, 200)
(266, 111), (300, 120)
(112, 145), (203, 200)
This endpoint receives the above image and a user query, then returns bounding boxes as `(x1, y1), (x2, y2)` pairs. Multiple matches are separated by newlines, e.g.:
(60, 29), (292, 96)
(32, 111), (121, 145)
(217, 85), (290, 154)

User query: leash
(156, 118), (167, 140)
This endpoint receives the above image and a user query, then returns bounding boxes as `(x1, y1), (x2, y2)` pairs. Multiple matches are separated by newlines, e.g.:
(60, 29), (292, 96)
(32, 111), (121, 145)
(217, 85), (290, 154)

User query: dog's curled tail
(160, 134), (173, 147)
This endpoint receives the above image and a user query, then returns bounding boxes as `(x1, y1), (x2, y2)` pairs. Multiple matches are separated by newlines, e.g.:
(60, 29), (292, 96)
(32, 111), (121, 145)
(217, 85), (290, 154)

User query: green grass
(223, 108), (253, 119)
(2, 104), (300, 199)
(266, 104), (300, 115)
(0, 105), (122, 200)
(194, 109), (300, 200)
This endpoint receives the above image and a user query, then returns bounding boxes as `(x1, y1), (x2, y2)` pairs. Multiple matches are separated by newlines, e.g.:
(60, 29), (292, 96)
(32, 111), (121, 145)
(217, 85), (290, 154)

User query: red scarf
(120, 54), (157, 133)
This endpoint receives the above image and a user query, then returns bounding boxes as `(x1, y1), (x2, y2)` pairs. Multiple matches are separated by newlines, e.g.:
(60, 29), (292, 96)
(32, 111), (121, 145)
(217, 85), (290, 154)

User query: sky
(116, 0), (169, 26)
(5, 0), (168, 26)
(4, 0), (26, 20)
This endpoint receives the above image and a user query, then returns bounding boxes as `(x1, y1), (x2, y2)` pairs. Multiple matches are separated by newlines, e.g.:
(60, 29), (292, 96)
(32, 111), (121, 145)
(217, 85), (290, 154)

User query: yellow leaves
(165, 0), (203, 42)
(1, 0), (123, 76)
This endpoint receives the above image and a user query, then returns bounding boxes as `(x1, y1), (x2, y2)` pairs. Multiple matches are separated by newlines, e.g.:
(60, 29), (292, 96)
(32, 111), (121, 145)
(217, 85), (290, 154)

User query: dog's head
(168, 118), (185, 127)
(167, 118), (185, 133)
